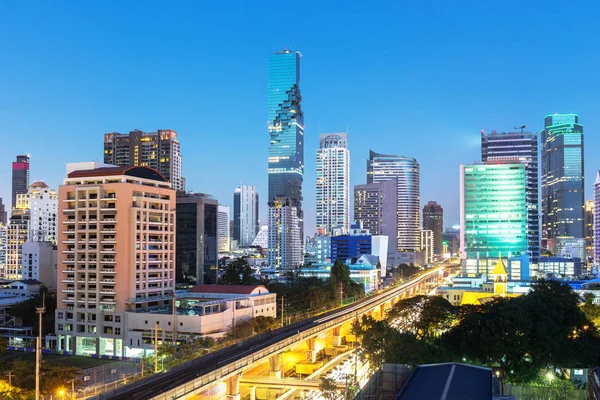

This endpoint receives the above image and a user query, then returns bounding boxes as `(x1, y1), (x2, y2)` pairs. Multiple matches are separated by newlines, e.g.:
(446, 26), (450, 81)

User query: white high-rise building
(217, 205), (230, 252)
(268, 198), (302, 269)
(233, 185), (260, 247)
(594, 171), (600, 266)
(15, 181), (58, 243)
(316, 133), (350, 236)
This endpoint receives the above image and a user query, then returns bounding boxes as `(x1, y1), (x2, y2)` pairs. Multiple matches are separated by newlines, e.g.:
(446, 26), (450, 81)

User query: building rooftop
(29, 181), (49, 189)
(190, 285), (269, 295)
(67, 165), (167, 182)
(397, 362), (492, 400)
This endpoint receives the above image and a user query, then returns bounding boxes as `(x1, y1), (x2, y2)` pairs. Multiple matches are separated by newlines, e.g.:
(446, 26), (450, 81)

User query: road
(97, 267), (441, 400)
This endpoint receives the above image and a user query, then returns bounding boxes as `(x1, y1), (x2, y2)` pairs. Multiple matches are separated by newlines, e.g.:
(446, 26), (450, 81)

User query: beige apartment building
(55, 163), (175, 357)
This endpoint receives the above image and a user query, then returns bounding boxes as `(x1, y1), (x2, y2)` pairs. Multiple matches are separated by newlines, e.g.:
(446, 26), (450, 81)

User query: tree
(220, 257), (254, 285)
(581, 293), (600, 328)
(386, 295), (456, 339)
(0, 380), (27, 400)
(319, 377), (341, 400)
(7, 288), (57, 335)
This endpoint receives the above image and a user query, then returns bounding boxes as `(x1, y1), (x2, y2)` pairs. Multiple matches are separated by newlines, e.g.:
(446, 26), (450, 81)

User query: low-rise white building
(21, 242), (57, 289)
(123, 285), (276, 358)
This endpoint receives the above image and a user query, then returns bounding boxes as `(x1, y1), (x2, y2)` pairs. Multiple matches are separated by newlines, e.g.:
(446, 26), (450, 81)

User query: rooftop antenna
(514, 125), (526, 133)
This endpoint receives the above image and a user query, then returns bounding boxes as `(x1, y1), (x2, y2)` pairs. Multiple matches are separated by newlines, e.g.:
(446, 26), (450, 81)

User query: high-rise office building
(594, 172), (600, 266)
(422, 201), (443, 257)
(460, 161), (528, 274)
(217, 205), (230, 253)
(5, 209), (29, 280)
(482, 130), (539, 263)
(0, 224), (6, 279)
(233, 185), (260, 247)
(585, 200), (594, 261)
(15, 181), (58, 243)
(176, 193), (218, 285)
(367, 150), (420, 251)
(541, 114), (584, 254)
(268, 50), (304, 238)
(11, 154), (30, 208)
(353, 180), (397, 245)
(316, 133), (350, 236)
(104, 129), (184, 191)
(0, 198), (6, 225)
(268, 198), (302, 270)
(55, 164), (176, 357)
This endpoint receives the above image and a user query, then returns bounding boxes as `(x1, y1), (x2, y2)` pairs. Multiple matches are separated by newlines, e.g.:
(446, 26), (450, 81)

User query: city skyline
(1, 2), (600, 236)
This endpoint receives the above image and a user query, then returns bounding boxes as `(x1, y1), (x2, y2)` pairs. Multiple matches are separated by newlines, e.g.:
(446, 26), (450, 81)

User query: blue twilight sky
(1, 0), (599, 235)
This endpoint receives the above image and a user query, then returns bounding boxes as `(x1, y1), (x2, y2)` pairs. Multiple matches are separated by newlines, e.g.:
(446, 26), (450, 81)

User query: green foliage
(386, 295), (456, 339)
(220, 257), (254, 285)
(319, 376), (341, 400)
(7, 288), (56, 335)
(0, 380), (28, 400)
(353, 280), (600, 384)
(581, 294), (600, 328)
(0, 358), (79, 394)
(227, 316), (278, 340)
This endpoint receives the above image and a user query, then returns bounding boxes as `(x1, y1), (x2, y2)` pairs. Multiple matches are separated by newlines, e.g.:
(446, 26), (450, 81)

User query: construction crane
(514, 125), (526, 133)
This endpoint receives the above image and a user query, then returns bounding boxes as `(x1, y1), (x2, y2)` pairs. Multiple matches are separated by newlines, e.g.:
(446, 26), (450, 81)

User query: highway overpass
(96, 267), (442, 400)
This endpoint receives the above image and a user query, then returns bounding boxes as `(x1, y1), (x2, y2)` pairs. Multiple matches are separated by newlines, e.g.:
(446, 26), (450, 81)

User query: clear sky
(1, 0), (599, 235)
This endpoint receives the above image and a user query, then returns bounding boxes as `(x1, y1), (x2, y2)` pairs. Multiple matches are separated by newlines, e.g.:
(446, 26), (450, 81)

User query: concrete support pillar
(332, 326), (341, 347)
(225, 373), (242, 400)
(249, 386), (256, 400)
(379, 303), (385, 317)
(306, 337), (317, 363)
(269, 353), (281, 378)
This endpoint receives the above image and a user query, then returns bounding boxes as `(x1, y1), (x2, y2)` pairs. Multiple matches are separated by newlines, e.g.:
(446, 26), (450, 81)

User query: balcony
(62, 278), (75, 283)
(100, 269), (116, 274)
(100, 249), (116, 254)
(100, 259), (116, 264)
(62, 249), (75, 254)
(101, 228), (116, 233)
(62, 298), (75, 304)
(62, 288), (75, 293)
(100, 288), (116, 294)
(101, 218), (116, 223)
(63, 229), (75, 234)
(99, 298), (116, 305)
(63, 259), (75, 264)
(64, 209), (76, 213)
(63, 220), (76, 224)
(101, 279), (115, 284)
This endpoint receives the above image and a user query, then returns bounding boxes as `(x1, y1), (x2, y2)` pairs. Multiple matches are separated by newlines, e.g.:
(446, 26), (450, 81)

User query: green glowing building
(460, 161), (528, 275)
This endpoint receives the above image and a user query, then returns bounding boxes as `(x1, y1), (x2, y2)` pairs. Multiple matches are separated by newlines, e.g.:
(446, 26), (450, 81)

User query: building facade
(233, 185), (260, 247)
(482, 130), (539, 263)
(354, 180), (397, 245)
(584, 199), (594, 261)
(268, 50), (304, 238)
(217, 205), (230, 253)
(460, 161), (528, 274)
(0, 198), (6, 225)
(11, 155), (30, 209)
(367, 150), (420, 251)
(21, 241), (57, 289)
(0, 225), (6, 278)
(267, 198), (301, 270)
(541, 114), (584, 254)
(55, 165), (176, 357)
(316, 132), (350, 235)
(15, 181), (58, 243)
(176, 193), (218, 285)
(594, 172), (600, 266)
(5, 209), (29, 280)
(422, 201), (443, 257)
(103, 129), (184, 191)
(420, 229), (434, 264)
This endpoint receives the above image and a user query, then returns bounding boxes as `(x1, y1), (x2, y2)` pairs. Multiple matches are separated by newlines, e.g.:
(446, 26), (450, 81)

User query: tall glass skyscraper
(460, 161), (528, 268)
(367, 150), (420, 251)
(316, 133), (350, 236)
(541, 114), (584, 254)
(268, 50), (304, 234)
(481, 130), (539, 263)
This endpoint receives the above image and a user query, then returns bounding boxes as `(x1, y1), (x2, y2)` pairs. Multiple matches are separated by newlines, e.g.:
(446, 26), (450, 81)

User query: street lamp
(546, 372), (555, 382)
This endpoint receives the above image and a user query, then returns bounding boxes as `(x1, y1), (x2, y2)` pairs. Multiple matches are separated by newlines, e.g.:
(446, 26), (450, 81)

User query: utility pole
(339, 282), (343, 307)
(280, 296), (285, 327)
(172, 292), (177, 345)
(5, 371), (12, 386)
(154, 322), (159, 373)
(35, 293), (46, 400)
